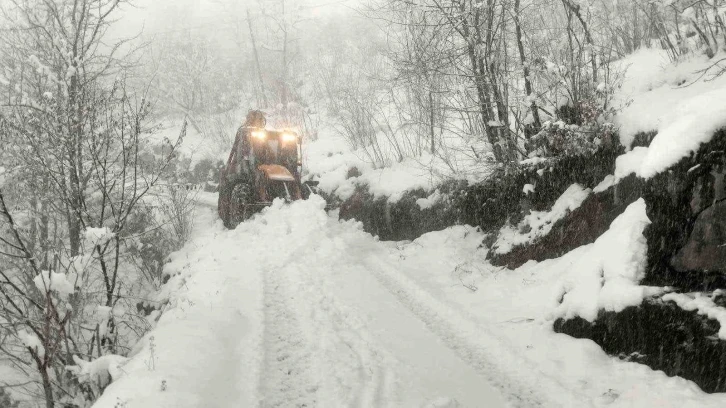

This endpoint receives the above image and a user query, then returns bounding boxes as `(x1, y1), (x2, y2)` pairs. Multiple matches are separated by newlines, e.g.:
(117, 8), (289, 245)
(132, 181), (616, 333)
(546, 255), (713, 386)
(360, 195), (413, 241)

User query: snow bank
(33, 270), (76, 297)
(662, 293), (726, 339)
(93, 208), (263, 408)
(552, 199), (663, 322)
(615, 50), (726, 178)
(359, 157), (435, 202)
(304, 140), (436, 203)
(614, 146), (649, 180)
(638, 88), (726, 178)
(492, 184), (590, 254)
(615, 50), (710, 145)
(598, 146), (648, 191)
(593, 174), (616, 193)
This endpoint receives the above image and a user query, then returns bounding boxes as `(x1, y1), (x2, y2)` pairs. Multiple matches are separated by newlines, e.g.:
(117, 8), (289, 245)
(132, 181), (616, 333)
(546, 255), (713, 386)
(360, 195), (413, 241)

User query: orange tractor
(218, 113), (318, 228)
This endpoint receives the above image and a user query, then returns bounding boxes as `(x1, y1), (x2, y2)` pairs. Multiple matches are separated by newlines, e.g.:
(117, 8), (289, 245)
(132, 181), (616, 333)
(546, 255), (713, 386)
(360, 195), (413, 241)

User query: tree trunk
(514, 0), (541, 134)
(247, 9), (269, 108)
(281, 0), (289, 112)
(429, 91), (435, 154)
(40, 365), (54, 408)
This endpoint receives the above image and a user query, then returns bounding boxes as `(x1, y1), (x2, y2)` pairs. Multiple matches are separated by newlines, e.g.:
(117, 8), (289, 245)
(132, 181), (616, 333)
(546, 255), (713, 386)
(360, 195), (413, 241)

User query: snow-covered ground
(94, 197), (726, 407)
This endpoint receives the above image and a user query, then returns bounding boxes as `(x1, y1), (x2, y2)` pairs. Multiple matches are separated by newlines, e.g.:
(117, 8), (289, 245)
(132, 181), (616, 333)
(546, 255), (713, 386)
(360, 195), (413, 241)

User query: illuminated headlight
(281, 132), (297, 143)
(251, 130), (267, 140)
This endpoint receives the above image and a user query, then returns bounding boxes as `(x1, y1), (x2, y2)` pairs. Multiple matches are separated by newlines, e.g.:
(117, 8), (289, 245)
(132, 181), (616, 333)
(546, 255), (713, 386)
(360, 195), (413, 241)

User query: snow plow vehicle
(218, 112), (318, 228)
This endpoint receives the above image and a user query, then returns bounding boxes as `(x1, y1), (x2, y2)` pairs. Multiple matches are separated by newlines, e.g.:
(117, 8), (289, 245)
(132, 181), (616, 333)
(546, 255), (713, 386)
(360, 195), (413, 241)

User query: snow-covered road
(92, 197), (509, 407)
(256, 207), (508, 408)
(94, 196), (726, 408)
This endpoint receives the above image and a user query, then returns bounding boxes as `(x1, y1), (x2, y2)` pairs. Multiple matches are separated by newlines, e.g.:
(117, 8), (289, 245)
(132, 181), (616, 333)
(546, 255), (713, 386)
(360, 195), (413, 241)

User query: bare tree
(0, 1), (187, 406)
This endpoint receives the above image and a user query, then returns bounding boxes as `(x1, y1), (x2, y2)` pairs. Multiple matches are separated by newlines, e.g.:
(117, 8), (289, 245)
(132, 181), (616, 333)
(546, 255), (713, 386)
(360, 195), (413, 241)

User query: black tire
(228, 181), (253, 227)
(218, 184), (232, 229)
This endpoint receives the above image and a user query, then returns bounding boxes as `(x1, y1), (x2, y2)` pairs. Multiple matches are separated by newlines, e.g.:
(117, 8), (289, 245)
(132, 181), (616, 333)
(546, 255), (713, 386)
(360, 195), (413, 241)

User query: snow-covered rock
(552, 199), (664, 322)
(492, 183), (591, 254)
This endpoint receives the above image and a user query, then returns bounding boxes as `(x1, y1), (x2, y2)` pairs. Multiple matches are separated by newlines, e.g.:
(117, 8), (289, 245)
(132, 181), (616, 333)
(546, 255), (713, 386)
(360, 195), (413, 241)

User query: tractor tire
(228, 181), (254, 227)
(218, 185), (232, 229)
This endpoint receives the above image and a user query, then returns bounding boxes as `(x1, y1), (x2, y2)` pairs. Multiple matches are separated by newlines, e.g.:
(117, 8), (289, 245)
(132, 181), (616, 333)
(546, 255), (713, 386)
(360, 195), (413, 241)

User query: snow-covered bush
(67, 354), (128, 397)
(528, 119), (617, 158)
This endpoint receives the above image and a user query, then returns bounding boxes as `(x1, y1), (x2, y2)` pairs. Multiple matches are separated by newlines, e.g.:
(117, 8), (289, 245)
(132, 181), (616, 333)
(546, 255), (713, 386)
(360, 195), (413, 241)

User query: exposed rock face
(642, 129), (726, 291)
(456, 147), (623, 234)
(336, 147), (623, 243)
(490, 175), (644, 269)
(337, 185), (461, 241)
(554, 129), (726, 394)
(554, 298), (726, 393)
(672, 199), (726, 272)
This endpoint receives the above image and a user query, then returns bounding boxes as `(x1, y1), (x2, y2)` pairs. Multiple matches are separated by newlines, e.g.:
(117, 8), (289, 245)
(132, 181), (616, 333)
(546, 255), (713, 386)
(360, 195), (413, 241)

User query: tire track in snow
(362, 254), (594, 408)
(258, 225), (394, 407)
(259, 264), (320, 408)
(292, 260), (395, 408)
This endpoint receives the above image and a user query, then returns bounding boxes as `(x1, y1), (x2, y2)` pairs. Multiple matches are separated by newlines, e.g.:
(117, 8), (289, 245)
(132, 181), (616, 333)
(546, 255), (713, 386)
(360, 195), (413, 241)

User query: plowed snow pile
(94, 197), (726, 407)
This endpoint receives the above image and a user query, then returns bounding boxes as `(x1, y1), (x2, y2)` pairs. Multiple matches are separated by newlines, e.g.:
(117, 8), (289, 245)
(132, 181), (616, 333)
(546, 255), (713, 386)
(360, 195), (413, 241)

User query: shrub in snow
(528, 120), (617, 159)
(67, 354), (128, 396)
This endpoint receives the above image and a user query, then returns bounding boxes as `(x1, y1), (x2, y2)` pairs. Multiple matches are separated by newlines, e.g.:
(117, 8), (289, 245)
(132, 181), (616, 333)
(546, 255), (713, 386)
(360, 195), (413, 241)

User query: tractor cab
(218, 125), (308, 228)
(246, 128), (301, 177)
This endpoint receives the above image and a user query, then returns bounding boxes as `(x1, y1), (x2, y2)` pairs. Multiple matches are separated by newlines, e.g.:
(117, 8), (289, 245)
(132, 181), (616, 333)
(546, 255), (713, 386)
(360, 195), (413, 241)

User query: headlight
(251, 130), (267, 140)
(281, 132), (297, 143)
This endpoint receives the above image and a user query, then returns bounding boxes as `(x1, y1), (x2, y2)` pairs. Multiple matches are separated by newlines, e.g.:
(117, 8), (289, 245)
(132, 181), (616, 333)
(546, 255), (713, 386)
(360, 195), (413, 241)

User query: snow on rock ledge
(662, 292), (726, 340)
(492, 184), (590, 255)
(638, 88), (726, 178)
(552, 198), (664, 322)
